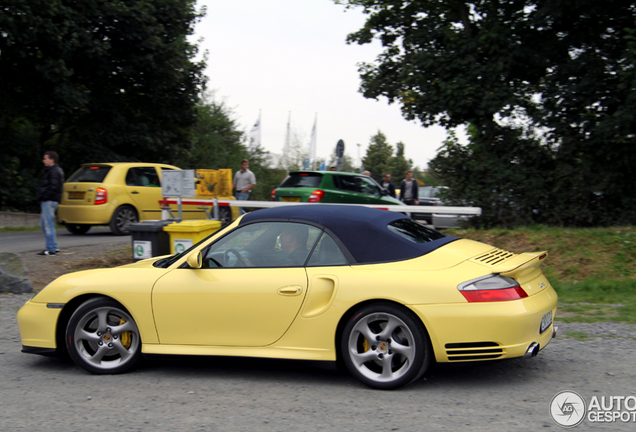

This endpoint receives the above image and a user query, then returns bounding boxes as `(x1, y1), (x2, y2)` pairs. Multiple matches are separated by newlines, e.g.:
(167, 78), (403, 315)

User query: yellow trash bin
(163, 220), (222, 254)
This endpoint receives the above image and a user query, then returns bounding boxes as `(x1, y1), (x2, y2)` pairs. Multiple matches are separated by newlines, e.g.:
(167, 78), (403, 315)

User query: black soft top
(240, 205), (457, 264)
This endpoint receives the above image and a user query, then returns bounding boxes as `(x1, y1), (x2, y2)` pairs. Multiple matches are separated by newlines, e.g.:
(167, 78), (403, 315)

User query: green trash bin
(128, 220), (173, 261)
(163, 220), (223, 254)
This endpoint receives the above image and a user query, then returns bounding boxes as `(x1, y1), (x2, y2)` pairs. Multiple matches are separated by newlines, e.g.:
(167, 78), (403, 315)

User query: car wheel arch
(334, 299), (434, 368)
(55, 294), (135, 357)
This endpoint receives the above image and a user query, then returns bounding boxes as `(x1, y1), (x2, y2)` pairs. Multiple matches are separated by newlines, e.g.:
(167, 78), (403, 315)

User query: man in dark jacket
(381, 173), (396, 198)
(398, 170), (419, 205)
(37, 151), (64, 255)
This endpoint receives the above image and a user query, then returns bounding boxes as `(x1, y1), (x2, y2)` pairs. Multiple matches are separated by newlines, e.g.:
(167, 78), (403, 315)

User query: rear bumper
(58, 203), (113, 225)
(409, 285), (558, 363)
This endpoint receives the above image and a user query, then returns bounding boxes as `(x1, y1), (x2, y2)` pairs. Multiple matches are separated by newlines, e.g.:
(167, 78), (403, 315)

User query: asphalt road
(0, 228), (130, 254)
(1, 291), (635, 431)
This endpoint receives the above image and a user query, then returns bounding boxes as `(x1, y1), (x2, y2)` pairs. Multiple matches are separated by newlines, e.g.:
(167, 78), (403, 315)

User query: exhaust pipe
(523, 342), (540, 359)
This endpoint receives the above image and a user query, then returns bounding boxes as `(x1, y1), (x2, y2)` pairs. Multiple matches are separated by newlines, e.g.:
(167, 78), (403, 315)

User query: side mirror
(186, 251), (202, 269)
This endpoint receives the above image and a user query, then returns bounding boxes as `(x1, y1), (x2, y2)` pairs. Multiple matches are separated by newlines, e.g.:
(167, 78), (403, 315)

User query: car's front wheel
(65, 223), (91, 235)
(65, 297), (141, 374)
(109, 205), (137, 235)
(341, 303), (431, 390)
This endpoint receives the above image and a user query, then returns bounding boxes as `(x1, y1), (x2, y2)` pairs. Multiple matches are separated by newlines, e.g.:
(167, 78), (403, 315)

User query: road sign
(335, 139), (345, 157)
(162, 170), (196, 198)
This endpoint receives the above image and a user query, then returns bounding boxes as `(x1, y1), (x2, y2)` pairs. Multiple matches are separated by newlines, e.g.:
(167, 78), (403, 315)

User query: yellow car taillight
(94, 187), (107, 205)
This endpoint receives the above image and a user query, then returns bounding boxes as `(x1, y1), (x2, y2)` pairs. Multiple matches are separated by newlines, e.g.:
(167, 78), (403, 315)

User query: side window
(334, 175), (362, 193)
(360, 177), (381, 196)
(202, 222), (321, 268)
(126, 167), (161, 187)
(307, 233), (348, 266)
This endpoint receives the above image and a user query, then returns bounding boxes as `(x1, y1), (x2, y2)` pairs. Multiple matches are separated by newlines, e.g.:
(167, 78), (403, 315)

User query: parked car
(18, 205), (557, 390)
(414, 186), (447, 223)
(57, 163), (237, 235)
(272, 171), (405, 207)
(415, 186), (473, 229)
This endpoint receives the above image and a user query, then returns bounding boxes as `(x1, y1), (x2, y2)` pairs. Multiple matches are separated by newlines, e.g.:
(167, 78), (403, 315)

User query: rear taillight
(308, 190), (325, 202)
(94, 187), (107, 205)
(271, 190), (276, 201)
(458, 275), (528, 302)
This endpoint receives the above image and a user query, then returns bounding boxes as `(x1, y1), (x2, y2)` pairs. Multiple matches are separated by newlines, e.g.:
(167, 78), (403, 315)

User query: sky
(192, 0), (453, 170)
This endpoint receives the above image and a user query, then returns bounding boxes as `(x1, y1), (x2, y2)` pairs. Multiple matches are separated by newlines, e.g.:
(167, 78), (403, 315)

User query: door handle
(278, 286), (303, 296)
(131, 191), (140, 194)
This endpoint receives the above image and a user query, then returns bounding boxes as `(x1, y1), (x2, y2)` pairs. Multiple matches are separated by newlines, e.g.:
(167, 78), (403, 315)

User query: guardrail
(160, 198), (481, 217)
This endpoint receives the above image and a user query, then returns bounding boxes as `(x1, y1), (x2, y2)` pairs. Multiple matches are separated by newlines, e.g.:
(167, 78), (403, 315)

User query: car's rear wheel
(65, 223), (91, 235)
(341, 303), (431, 390)
(65, 297), (141, 374)
(109, 205), (137, 235)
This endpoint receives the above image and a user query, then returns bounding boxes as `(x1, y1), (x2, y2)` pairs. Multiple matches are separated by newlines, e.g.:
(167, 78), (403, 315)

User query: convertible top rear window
(387, 219), (446, 244)
(68, 166), (111, 183)
(279, 173), (322, 188)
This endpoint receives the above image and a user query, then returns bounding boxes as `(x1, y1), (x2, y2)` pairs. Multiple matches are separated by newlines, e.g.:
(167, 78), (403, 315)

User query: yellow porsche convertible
(18, 205), (558, 389)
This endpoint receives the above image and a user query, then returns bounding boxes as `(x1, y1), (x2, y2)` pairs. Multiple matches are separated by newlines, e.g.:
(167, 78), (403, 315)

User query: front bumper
(17, 300), (62, 351)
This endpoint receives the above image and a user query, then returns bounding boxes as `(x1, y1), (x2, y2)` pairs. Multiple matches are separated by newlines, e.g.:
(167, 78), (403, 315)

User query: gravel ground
(18, 243), (132, 291)
(2, 246), (636, 431)
(2, 290), (636, 431)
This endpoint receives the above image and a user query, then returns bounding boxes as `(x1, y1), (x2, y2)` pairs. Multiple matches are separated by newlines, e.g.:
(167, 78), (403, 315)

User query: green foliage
(338, 0), (636, 227)
(175, 94), (247, 170)
(362, 131), (393, 181)
(361, 131), (413, 183)
(0, 0), (206, 210)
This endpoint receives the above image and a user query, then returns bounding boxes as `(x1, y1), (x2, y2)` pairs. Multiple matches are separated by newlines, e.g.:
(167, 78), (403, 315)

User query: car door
(151, 222), (321, 347)
(357, 176), (387, 204)
(330, 175), (368, 204)
(123, 166), (163, 220)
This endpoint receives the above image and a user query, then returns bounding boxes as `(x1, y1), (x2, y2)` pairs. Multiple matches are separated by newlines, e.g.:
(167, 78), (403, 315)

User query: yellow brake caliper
(119, 318), (132, 349)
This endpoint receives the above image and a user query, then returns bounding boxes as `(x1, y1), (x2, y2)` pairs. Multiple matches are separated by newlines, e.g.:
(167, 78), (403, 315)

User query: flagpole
(284, 111), (291, 175)
(310, 113), (317, 170)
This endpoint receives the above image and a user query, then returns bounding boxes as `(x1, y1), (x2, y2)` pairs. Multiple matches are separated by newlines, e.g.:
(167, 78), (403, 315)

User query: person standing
(398, 170), (419, 205)
(381, 173), (396, 198)
(232, 159), (256, 215)
(37, 151), (64, 255)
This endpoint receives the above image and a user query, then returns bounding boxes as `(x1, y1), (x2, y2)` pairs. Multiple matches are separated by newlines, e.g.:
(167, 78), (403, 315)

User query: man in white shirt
(232, 159), (256, 215)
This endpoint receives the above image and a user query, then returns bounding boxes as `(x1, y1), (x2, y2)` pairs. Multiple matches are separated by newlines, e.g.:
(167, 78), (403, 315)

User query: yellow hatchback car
(58, 163), (228, 235)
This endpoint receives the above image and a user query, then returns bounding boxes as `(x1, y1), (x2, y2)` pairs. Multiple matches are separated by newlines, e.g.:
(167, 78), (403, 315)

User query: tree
(0, 0), (206, 209)
(338, 0), (636, 226)
(175, 93), (247, 171)
(362, 131), (394, 182)
(390, 142), (411, 181)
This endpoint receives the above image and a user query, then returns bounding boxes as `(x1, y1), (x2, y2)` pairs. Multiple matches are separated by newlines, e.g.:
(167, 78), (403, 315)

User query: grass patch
(448, 226), (636, 324)
(563, 331), (592, 341)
